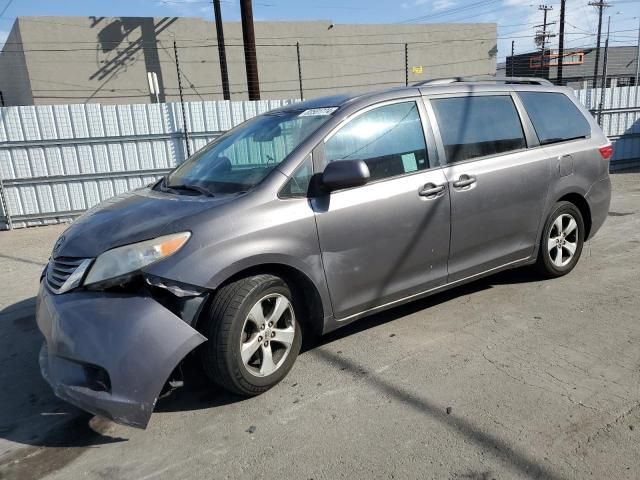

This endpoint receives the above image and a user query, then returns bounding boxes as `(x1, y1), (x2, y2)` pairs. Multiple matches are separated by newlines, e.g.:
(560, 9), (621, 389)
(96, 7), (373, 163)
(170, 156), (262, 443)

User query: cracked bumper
(36, 283), (206, 428)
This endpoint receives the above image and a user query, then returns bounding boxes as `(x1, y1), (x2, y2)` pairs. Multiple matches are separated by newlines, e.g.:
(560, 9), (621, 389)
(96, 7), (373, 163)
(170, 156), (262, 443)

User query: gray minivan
(37, 78), (612, 428)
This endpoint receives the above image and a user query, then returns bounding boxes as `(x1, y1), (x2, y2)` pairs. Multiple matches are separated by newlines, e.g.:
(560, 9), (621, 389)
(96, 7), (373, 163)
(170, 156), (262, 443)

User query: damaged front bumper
(36, 282), (206, 428)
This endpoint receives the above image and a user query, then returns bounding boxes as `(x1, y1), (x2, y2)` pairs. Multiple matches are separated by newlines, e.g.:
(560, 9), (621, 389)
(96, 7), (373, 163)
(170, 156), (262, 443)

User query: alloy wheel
(547, 213), (579, 268)
(240, 293), (296, 377)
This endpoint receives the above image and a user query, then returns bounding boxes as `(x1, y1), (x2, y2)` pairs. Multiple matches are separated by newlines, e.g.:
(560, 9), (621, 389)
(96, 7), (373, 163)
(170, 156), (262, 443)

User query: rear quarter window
(518, 92), (591, 145)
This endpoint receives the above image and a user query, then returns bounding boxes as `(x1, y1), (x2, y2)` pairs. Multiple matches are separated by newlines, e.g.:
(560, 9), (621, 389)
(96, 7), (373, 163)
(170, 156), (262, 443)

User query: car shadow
(306, 265), (541, 351)
(0, 266), (548, 470)
(160, 265), (543, 412)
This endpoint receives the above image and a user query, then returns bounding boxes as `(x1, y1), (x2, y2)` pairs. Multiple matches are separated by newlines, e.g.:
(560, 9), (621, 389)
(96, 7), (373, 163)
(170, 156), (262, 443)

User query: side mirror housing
(321, 160), (370, 192)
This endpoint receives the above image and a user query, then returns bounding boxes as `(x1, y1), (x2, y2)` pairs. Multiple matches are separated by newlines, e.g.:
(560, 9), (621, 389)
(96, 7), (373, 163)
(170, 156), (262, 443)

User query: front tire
(536, 201), (585, 278)
(198, 274), (302, 396)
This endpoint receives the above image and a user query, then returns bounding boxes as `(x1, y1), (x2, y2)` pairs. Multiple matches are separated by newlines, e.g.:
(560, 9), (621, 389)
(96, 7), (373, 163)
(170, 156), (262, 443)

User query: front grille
(46, 257), (90, 293)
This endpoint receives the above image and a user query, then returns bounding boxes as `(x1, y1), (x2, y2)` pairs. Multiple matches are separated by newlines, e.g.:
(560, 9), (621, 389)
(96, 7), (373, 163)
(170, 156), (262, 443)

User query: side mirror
(321, 160), (370, 192)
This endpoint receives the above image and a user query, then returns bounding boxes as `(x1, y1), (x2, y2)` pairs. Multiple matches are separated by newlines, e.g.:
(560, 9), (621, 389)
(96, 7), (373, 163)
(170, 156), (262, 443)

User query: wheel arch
(557, 192), (592, 239)
(197, 262), (326, 337)
(533, 189), (593, 261)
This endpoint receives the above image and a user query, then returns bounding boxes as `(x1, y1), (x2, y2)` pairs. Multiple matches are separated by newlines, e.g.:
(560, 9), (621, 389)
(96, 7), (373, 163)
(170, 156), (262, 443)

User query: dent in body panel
(37, 284), (206, 428)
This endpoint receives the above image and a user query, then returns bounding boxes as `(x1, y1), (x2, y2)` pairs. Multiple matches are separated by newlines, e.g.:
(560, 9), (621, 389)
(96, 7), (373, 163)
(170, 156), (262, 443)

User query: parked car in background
(37, 77), (612, 428)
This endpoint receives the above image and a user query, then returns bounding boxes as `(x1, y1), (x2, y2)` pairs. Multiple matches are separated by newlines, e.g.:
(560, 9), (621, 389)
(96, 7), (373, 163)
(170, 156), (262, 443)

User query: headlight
(83, 232), (191, 286)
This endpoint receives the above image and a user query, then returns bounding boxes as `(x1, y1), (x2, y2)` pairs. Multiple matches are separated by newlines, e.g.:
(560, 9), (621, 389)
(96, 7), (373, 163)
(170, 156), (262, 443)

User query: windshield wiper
(165, 183), (216, 197)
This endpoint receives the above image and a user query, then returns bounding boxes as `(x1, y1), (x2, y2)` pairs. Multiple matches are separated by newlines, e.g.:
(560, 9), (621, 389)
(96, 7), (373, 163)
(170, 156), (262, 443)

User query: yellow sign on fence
(411, 66), (423, 74)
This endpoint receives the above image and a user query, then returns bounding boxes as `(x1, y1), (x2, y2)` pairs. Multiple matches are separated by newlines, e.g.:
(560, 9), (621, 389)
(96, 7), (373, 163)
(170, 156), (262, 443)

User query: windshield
(164, 109), (334, 195)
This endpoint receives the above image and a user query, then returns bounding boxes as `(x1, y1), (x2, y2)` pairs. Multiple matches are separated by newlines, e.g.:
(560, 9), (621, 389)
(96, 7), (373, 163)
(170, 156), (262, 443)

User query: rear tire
(536, 201), (585, 278)
(198, 274), (302, 396)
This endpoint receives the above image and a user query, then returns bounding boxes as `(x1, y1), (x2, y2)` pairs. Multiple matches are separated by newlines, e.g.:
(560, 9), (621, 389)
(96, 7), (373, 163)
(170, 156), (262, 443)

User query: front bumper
(36, 283), (206, 428)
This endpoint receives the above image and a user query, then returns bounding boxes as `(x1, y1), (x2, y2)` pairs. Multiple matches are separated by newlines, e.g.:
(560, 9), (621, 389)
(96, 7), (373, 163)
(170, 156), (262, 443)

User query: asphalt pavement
(0, 173), (639, 480)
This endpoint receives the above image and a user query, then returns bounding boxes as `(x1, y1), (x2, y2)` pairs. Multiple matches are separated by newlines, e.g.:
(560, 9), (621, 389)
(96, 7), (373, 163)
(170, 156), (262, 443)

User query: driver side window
(324, 101), (429, 182)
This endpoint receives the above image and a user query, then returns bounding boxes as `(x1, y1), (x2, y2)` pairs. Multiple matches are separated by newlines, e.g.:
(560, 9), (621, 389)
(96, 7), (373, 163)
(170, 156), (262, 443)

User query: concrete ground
(0, 173), (639, 480)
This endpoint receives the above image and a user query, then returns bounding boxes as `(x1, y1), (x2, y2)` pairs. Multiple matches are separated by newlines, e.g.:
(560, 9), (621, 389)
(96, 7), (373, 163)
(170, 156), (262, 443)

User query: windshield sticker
(298, 107), (338, 117)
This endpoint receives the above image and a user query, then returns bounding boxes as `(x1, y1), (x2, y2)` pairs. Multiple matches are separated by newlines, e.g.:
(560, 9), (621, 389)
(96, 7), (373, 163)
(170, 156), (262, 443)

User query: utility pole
(535, 5), (555, 79)
(296, 42), (303, 100)
(173, 39), (191, 159)
(598, 15), (611, 125)
(511, 40), (515, 76)
(212, 0), (230, 100)
(405, 43), (409, 86)
(240, 0), (260, 100)
(590, 0), (610, 87)
(634, 17), (640, 89)
(557, 0), (566, 85)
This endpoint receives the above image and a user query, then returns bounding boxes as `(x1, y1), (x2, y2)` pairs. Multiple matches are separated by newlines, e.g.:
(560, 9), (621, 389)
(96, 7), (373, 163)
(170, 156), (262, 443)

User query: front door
(312, 99), (451, 319)
(427, 93), (550, 282)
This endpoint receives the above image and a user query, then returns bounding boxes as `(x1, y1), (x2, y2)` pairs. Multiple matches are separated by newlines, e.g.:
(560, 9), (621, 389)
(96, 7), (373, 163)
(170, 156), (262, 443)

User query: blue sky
(1, 0), (640, 62)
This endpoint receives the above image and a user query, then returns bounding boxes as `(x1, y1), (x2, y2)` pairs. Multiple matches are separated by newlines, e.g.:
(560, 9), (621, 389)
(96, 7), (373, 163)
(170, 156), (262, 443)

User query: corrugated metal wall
(1, 88), (639, 229)
(574, 82), (640, 171)
(0, 99), (298, 229)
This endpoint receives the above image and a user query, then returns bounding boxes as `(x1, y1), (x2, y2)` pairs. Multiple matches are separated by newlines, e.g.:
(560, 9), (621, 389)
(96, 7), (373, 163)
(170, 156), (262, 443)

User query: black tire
(198, 274), (302, 396)
(536, 201), (585, 278)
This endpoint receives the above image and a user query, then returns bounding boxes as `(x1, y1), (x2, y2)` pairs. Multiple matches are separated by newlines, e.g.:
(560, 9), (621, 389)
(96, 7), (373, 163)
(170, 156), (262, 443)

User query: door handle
(418, 183), (445, 198)
(452, 174), (477, 189)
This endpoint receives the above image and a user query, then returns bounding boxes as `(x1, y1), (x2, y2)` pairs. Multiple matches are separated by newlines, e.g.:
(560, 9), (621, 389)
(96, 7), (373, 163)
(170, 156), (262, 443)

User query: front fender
(143, 197), (334, 324)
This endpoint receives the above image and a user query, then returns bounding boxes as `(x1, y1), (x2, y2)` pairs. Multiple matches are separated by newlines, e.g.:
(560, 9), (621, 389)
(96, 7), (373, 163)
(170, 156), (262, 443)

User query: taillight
(599, 144), (613, 160)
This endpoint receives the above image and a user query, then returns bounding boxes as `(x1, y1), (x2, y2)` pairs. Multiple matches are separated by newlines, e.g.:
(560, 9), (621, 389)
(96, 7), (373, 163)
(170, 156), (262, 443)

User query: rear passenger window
(325, 101), (429, 181)
(431, 95), (526, 164)
(518, 92), (591, 145)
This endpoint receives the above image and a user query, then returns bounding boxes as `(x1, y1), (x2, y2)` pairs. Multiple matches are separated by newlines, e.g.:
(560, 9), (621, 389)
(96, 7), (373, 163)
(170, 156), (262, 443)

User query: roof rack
(414, 76), (553, 86)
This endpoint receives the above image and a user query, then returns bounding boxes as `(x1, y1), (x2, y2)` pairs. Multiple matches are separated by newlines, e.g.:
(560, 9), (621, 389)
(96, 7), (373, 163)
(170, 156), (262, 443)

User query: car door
(425, 92), (550, 282)
(311, 99), (451, 320)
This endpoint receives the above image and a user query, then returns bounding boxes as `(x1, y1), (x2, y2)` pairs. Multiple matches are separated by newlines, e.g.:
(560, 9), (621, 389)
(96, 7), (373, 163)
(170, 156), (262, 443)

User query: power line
(3, 28), (636, 55)
(398, 0), (502, 24)
(1, 33), (548, 52)
(0, 0), (14, 18)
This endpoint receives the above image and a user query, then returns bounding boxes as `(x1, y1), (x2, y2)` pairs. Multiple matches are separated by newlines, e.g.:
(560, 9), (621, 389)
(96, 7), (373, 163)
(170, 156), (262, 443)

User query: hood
(53, 188), (235, 259)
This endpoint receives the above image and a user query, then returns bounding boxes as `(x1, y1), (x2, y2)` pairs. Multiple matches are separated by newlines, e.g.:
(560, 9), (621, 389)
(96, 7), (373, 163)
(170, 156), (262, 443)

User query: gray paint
(0, 16), (496, 106)
(36, 81), (611, 428)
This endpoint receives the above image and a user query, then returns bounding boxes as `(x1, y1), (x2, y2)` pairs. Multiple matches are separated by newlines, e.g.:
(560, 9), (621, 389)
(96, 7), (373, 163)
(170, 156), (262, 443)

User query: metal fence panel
(574, 83), (640, 171)
(0, 99), (297, 229)
(1, 89), (639, 229)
